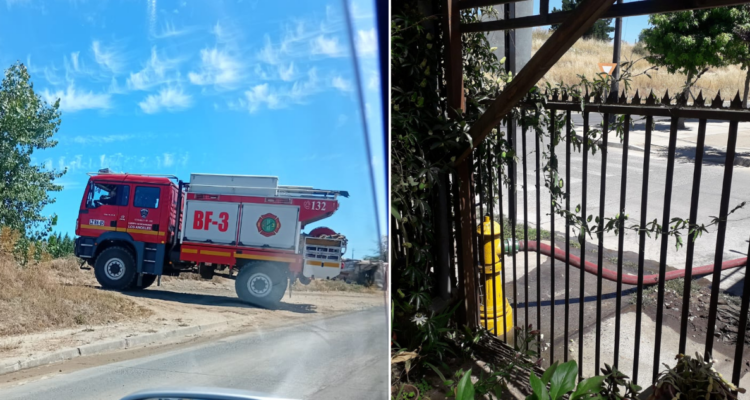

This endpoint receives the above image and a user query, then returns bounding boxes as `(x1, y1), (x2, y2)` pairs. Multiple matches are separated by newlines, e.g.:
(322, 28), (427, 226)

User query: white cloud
(179, 153), (189, 167)
(92, 40), (125, 73)
(151, 21), (191, 39)
(367, 70), (380, 90)
(163, 153), (174, 167)
(188, 47), (242, 88)
(278, 62), (295, 81)
(288, 68), (319, 102)
(244, 84), (281, 112)
(311, 35), (345, 57)
(211, 21), (240, 44)
(99, 152), (188, 172)
(6, 0), (30, 8)
(57, 154), (85, 172)
(139, 87), (192, 114)
(127, 47), (182, 90)
(147, 0), (157, 37)
(71, 134), (134, 145)
(242, 67), (320, 113)
(349, 1), (373, 20)
(356, 28), (376, 57)
(332, 76), (352, 92)
(100, 153), (124, 170)
(70, 51), (80, 71)
(258, 35), (280, 65)
(41, 84), (111, 112)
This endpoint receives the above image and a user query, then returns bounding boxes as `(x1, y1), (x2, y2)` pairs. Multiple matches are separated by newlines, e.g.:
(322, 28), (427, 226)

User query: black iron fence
(452, 90), (750, 387)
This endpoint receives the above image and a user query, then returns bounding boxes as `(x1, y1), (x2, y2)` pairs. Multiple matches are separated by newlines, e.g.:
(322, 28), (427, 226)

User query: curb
(0, 320), (233, 376)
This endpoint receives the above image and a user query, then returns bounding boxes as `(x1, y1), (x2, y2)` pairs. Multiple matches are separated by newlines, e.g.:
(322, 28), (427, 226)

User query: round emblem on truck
(303, 201), (311, 210)
(256, 213), (281, 237)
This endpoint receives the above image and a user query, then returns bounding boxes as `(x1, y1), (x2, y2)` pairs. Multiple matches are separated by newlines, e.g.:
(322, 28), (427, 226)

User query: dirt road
(0, 272), (386, 379)
(0, 308), (388, 400)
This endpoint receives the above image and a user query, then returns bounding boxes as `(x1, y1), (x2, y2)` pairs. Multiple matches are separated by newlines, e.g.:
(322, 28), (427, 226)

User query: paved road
(490, 114), (750, 291)
(0, 308), (388, 400)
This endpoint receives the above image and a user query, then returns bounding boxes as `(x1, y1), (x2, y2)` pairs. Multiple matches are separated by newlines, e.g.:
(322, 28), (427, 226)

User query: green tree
(0, 63), (65, 238)
(732, 5), (750, 108)
(551, 0), (614, 41)
(640, 7), (749, 101)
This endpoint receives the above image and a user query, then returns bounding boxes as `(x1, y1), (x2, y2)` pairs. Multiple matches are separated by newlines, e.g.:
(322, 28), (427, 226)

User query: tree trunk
(744, 66), (750, 109)
(678, 71), (694, 130)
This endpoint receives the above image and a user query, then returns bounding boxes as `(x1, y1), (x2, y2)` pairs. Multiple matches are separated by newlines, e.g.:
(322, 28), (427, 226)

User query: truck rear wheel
(235, 263), (287, 308)
(94, 247), (137, 290)
(198, 263), (214, 280)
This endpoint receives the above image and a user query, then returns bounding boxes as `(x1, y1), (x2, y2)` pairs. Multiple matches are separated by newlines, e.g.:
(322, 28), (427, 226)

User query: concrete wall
(484, 1), (533, 72)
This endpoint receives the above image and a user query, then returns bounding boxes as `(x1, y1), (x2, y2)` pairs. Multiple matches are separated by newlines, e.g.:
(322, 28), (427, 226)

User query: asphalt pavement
(492, 114), (750, 292)
(0, 307), (388, 400)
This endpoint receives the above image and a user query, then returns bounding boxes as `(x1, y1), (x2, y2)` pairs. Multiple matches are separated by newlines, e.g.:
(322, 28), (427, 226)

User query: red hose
(521, 240), (747, 285)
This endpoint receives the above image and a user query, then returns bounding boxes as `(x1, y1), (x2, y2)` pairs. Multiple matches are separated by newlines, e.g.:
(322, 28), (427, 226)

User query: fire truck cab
(74, 170), (348, 307)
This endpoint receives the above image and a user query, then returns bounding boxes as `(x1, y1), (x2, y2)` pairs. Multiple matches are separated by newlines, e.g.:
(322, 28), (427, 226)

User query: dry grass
(0, 255), (150, 337)
(291, 279), (378, 293)
(161, 271), (218, 282)
(531, 29), (747, 99)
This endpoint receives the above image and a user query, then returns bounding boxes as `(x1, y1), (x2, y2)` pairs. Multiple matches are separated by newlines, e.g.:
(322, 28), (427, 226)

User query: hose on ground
(515, 240), (747, 285)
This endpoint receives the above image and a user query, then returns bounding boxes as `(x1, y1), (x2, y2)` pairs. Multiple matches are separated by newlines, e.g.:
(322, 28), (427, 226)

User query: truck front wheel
(94, 247), (137, 290)
(131, 274), (157, 290)
(235, 263), (287, 308)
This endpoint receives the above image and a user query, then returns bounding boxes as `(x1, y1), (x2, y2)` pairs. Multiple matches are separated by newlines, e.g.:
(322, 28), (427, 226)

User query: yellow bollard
(477, 215), (514, 335)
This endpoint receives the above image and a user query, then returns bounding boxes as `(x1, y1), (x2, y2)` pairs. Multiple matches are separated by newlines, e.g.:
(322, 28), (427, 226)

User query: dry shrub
(0, 227), (19, 255)
(0, 255), (150, 336)
(532, 29), (747, 99)
(291, 279), (377, 293)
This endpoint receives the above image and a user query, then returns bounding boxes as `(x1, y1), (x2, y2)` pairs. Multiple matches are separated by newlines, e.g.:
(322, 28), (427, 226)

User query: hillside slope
(532, 29), (747, 99)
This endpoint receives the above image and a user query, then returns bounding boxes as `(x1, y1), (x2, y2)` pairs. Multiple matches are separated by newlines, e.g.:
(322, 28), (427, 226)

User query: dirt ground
(0, 265), (385, 369)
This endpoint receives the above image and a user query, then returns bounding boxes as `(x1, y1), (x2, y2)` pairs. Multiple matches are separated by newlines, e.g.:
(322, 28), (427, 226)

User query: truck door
(81, 181), (130, 236)
(126, 185), (164, 242)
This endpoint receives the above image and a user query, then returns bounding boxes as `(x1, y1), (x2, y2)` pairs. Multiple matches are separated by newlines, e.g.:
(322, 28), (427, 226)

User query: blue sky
(535, 0), (649, 44)
(0, 0), (385, 259)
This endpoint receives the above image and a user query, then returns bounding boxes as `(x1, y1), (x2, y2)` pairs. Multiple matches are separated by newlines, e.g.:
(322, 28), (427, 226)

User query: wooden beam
(455, 0), (618, 165)
(444, 0), (465, 113)
(457, 159), (479, 328)
(459, 0), (525, 9)
(463, 0), (750, 32)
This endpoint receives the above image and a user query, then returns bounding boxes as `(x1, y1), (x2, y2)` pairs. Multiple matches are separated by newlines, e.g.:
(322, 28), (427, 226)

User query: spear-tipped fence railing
(457, 88), (750, 387)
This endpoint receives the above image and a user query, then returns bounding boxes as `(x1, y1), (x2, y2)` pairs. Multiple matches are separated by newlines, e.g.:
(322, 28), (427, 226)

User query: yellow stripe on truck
(182, 248), (198, 254)
(81, 225), (166, 236)
(234, 253), (297, 263)
(80, 224), (117, 231)
(305, 261), (340, 268)
(126, 228), (166, 236)
(201, 250), (231, 257)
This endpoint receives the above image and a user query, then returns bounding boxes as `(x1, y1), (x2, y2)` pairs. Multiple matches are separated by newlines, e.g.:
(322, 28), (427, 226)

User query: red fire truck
(74, 170), (348, 307)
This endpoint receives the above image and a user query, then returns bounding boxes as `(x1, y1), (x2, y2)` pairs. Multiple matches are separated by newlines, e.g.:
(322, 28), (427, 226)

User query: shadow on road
(119, 289), (318, 314)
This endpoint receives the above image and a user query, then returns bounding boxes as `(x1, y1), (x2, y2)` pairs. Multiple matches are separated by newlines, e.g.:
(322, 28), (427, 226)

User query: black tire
(130, 274), (157, 290)
(94, 247), (137, 290)
(198, 263), (214, 280)
(235, 263), (287, 308)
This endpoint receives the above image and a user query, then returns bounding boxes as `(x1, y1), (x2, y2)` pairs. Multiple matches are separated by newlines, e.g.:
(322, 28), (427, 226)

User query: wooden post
(445, 0), (477, 327)
(457, 159), (479, 328)
(444, 0), (464, 113)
